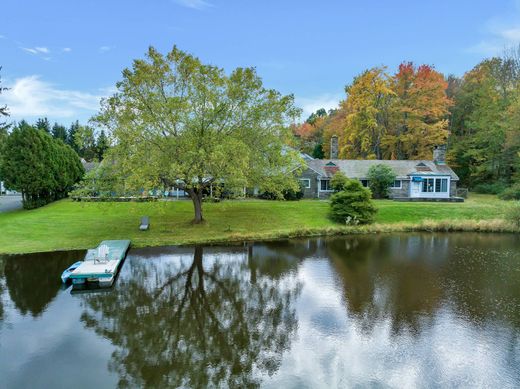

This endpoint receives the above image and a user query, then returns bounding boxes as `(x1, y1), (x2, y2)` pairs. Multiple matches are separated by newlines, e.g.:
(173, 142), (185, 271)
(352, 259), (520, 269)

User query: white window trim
(409, 175), (451, 198)
(390, 180), (402, 189)
(300, 178), (311, 189)
(421, 177), (449, 193)
(319, 179), (334, 192)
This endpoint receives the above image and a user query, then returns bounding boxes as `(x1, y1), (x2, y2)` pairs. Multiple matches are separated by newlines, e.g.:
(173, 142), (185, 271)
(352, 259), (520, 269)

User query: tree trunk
(188, 188), (204, 223)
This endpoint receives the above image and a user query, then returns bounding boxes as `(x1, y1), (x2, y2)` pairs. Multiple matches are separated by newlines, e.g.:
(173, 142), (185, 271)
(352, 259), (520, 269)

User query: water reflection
(0, 234), (519, 388)
(80, 246), (301, 388)
(1, 250), (83, 317)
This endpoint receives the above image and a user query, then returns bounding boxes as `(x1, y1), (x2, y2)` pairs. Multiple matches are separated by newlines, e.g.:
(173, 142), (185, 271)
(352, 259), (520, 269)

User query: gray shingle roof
(306, 159), (459, 180)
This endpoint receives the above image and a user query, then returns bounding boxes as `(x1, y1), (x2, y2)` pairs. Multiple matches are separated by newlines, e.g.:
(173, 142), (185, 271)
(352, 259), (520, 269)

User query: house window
(360, 179), (369, 187)
(300, 178), (311, 189)
(422, 178), (435, 192)
(390, 180), (402, 189)
(320, 179), (331, 191)
(422, 178), (448, 193)
(437, 178), (448, 192)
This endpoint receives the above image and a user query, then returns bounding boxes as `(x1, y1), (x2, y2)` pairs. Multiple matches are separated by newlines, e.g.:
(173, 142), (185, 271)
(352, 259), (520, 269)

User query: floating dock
(69, 240), (131, 288)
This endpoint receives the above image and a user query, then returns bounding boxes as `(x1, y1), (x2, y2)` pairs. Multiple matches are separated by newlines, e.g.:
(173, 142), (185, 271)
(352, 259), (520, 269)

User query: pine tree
(51, 122), (68, 142)
(96, 130), (110, 160)
(35, 117), (51, 133)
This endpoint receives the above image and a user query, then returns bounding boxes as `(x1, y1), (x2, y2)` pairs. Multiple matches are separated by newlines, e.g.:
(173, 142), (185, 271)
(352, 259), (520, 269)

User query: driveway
(0, 195), (23, 212)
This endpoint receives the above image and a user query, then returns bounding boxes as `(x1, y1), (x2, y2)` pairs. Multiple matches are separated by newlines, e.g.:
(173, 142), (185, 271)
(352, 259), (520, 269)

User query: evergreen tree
(0, 122), (84, 209)
(67, 120), (80, 152)
(95, 130), (110, 160)
(51, 122), (68, 142)
(35, 117), (51, 133)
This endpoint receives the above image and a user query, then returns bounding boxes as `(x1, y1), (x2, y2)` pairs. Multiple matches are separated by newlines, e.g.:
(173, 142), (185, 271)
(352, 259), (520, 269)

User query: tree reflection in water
(326, 234), (520, 336)
(3, 250), (82, 317)
(80, 246), (301, 388)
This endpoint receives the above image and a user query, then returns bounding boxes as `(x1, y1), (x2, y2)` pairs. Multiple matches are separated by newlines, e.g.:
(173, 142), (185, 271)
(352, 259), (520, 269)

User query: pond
(0, 233), (519, 388)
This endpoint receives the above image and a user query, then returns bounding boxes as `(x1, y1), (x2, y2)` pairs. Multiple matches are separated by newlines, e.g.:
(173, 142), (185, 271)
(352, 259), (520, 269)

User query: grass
(0, 194), (517, 254)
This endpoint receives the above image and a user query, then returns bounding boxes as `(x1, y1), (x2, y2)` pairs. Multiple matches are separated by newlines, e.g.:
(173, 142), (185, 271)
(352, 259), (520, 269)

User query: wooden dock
(69, 240), (131, 288)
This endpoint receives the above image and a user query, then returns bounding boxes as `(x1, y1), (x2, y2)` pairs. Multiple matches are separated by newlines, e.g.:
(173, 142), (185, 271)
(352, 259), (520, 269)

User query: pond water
(0, 233), (519, 388)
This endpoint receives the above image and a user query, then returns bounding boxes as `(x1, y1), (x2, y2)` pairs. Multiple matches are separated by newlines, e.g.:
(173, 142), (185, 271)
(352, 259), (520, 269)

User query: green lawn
(0, 194), (513, 254)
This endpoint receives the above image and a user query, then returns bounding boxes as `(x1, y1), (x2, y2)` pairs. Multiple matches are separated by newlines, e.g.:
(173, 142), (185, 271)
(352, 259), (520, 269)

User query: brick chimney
(433, 145), (446, 164)
(330, 135), (339, 159)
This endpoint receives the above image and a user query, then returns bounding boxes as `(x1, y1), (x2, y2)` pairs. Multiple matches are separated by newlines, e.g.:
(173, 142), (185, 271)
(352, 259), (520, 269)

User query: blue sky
(1, 0), (519, 125)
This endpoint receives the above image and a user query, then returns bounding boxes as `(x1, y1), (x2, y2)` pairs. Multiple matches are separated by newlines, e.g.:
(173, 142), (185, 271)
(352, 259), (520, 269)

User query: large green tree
(448, 56), (520, 187)
(0, 122), (84, 208)
(95, 46), (301, 223)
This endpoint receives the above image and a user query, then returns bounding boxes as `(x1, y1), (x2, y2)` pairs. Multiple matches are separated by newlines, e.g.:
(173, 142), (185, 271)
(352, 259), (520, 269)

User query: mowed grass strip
(0, 194), (512, 254)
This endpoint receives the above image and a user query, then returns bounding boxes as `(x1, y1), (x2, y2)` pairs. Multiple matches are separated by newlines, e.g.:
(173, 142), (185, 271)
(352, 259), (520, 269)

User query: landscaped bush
(367, 164), (396, 199)
(329, 179), (377, 224)
(498, 183), (520, 200)
(330, 171), (349, 192)
(258, 184), (304, 201)
(473, 182), (507, 195)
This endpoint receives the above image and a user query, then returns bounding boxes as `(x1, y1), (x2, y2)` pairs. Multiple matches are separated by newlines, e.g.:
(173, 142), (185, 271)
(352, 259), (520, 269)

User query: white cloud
(468, 7), (520, 55)
(0, 35), (6, 39)
(62, 47), (72, 53)
(21, 47), (38, 55)
(295, 93), (343, 120)
(21, 46), (52, 59)
(173, 0), (212, 10)
(99, 46), (112, 53)
(3, 75), (105, 121)
(35, 46), (49, 54)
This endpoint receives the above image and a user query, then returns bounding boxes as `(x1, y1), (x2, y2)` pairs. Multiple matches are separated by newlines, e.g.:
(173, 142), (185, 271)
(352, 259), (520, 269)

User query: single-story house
(298, 138), (460, 201)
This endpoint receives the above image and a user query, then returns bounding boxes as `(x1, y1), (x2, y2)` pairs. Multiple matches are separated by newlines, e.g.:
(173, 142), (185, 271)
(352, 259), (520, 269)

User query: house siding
(299, 168), (319, 198)
(450, 180), (457, 197)
(388, 180), (410, 198)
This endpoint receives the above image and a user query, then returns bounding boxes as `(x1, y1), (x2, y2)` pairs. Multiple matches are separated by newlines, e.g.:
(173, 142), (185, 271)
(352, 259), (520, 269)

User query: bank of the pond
(0, 194), (517, 254)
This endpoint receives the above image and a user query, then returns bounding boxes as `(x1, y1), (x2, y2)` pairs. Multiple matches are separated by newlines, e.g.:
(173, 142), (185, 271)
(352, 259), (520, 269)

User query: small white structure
(0, 181), (18, 195)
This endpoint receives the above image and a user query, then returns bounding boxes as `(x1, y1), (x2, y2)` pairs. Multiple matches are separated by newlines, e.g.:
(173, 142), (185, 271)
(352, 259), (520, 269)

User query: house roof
(306, 159), (459, 180)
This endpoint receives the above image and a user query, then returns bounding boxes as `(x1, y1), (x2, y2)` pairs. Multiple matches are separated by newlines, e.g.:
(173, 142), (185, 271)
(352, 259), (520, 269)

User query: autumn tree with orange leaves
(312, 62), (452, 160)
(385, 63), (452, 159)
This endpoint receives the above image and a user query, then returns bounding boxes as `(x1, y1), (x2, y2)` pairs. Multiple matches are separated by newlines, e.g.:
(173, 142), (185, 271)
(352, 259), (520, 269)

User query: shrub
(330, 171), (349, 192)
(367, 164), (396, 199)
(258, 186), (303, 201)
(498, 183), (520, 200)
(473, 182), (507, 195)
(329, 179), (377, 224)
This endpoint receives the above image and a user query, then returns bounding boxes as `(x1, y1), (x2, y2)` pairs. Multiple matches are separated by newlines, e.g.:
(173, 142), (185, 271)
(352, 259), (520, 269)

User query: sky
(1, 0), (520, 125)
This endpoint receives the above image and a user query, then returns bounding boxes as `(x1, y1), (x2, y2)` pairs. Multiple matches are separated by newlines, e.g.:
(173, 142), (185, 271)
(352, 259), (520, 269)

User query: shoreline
(2, 218), (516, 255)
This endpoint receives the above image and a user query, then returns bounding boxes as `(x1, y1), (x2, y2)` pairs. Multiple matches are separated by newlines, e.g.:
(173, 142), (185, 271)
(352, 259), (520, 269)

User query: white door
(410, 181), (422, 197)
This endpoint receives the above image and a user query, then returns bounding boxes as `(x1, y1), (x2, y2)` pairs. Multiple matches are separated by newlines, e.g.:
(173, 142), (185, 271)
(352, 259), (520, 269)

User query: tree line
(292, 50), (520, 196)
(33, 117), (109, 162)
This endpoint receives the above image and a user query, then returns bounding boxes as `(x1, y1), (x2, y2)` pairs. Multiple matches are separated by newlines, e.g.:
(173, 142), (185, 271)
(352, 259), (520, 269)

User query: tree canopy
(291, 63), (451, 161)
(95, 46), (302, 222)
(0, 122), (84, 208)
